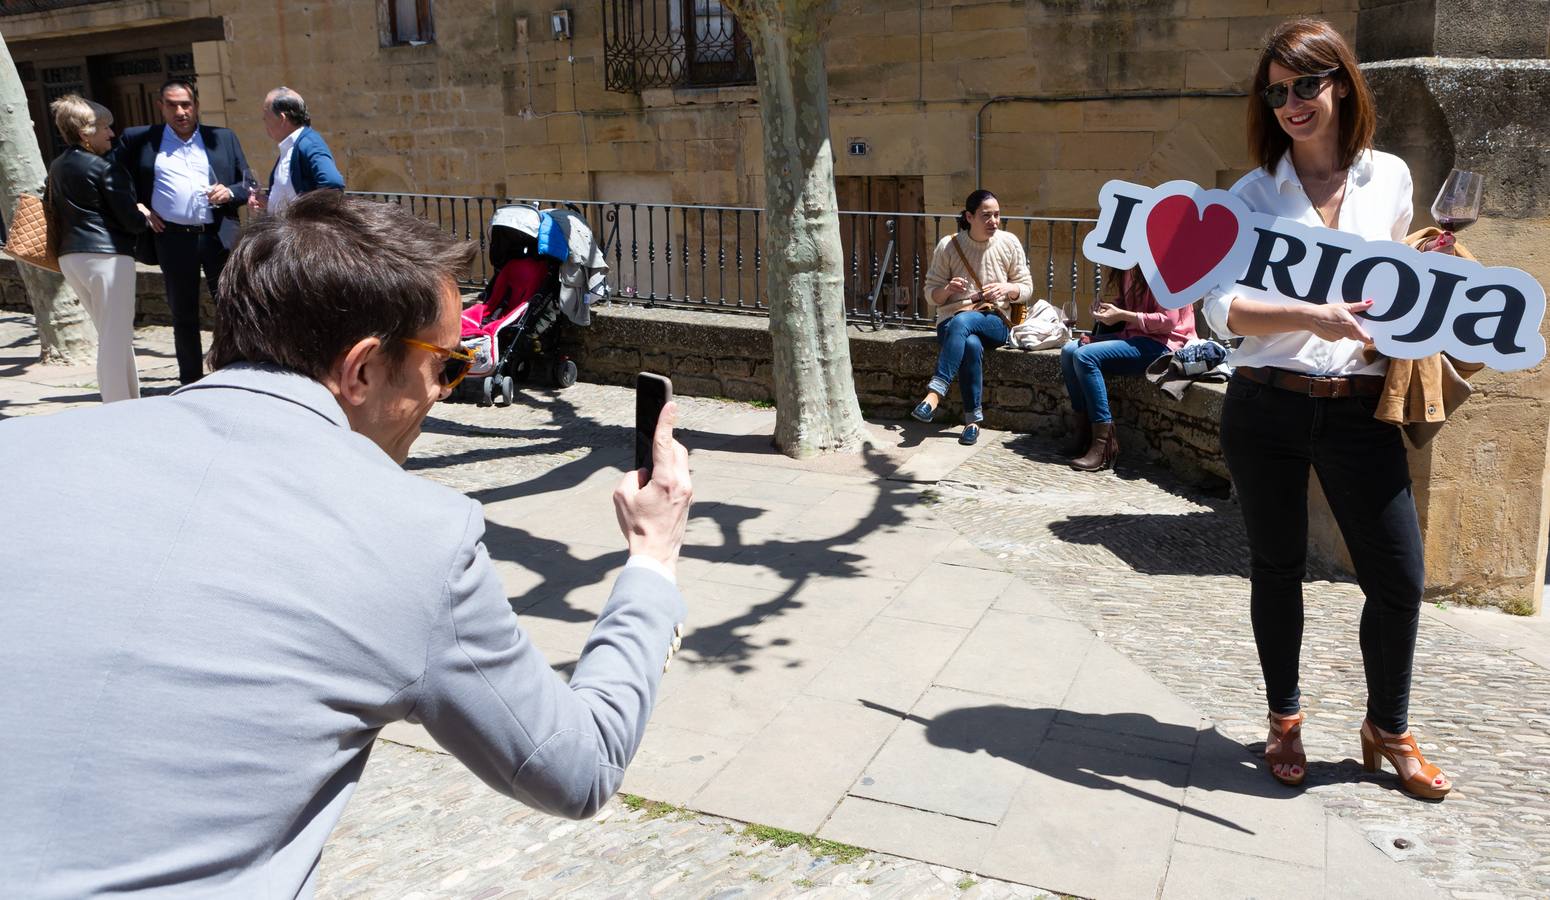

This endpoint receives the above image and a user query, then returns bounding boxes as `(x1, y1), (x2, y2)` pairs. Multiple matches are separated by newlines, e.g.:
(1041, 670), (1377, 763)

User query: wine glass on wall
(1432, 168), (1483, 234)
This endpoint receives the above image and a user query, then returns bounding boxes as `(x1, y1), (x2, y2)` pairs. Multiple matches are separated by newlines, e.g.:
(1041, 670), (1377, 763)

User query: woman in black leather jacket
(47, 95), (148, 402)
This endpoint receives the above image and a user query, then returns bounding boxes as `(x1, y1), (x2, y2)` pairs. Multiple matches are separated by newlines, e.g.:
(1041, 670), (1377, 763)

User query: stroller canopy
(486, 204), (609, 326)
(487, 205), (544, 272)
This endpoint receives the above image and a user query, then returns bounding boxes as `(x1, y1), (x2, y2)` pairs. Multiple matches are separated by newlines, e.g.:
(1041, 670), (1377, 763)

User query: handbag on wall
(1009, 299), (1070, 351)
(6, 188), (60, 273)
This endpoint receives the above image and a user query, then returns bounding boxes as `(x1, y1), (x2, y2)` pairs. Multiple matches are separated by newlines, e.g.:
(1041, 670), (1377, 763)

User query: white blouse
(1202, 149), (1414, 376)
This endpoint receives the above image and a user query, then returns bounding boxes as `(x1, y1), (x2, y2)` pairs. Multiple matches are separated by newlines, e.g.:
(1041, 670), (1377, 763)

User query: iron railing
(348, 191), (1107, 331)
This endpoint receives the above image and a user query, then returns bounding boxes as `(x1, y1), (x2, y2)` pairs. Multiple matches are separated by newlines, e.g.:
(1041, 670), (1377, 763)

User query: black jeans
(155, 229), (229, 385)
(1219, 374), (1425, 734)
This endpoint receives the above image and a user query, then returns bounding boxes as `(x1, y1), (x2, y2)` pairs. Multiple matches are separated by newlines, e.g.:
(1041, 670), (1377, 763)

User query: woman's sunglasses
(401, 337), (476, 389)
(1262, 68), (1338, 109)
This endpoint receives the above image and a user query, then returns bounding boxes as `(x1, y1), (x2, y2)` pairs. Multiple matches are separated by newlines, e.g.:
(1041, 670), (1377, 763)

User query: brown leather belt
(1235, 366), (1385, 399)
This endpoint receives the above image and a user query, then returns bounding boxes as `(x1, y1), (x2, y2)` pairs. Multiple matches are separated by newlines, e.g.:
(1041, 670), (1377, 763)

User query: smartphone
(635, 372), (673, 476)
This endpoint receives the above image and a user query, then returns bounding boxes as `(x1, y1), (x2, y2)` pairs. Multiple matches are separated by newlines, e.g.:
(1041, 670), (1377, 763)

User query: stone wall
(0, 0), (1351, 214)
(564, 304), (1229, 486)
(485, 0), (1360, 213)
(1336, 3), (1550, 614)
(0, 259), (208, 326)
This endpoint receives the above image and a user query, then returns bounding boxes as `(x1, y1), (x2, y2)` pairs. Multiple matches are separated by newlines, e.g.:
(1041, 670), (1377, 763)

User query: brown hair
(1247, 18), (1375, 173)
(1104, 267), (1154, 311)
(209, 192), (477, 380)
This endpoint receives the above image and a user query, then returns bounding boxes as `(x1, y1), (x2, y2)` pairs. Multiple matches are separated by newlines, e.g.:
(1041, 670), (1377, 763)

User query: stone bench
(565, 304), (1229, 487)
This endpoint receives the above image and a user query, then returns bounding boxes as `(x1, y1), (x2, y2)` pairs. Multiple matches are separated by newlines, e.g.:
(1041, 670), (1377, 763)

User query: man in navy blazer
(250, 87), (344, 216)
(116, 78), (251, 384)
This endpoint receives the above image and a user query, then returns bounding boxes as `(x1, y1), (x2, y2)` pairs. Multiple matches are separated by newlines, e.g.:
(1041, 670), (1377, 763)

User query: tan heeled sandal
(1265, 712), (1307, 786)
(1360, 719), (1452, 800)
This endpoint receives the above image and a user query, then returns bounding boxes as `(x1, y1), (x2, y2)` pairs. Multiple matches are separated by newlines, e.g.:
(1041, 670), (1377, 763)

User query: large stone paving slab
(850, 686), (1053, 825)
(691, 695), (900, 834)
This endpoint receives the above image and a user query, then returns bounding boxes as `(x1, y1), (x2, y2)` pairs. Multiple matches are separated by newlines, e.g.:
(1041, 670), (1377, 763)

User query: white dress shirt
(150, 126), (215, 226)
(267, 127), (303, 215)
(1202, 149), (1414, 376)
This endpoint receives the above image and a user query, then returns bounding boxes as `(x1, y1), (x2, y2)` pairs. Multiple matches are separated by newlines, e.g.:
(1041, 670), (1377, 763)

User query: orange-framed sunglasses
(401, 337), (476, 389)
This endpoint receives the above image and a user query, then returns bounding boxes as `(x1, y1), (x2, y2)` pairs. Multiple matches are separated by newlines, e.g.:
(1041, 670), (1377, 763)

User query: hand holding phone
(615, 373), (692, 575)
(635, 373), (672, 478)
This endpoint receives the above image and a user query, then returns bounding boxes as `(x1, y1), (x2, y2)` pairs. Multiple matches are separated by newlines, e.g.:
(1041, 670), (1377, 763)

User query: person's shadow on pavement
(860, 701), (1339, 835)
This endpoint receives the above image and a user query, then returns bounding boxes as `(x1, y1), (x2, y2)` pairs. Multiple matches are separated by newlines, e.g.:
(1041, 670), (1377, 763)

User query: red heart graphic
(1145, 195), (1240, 296)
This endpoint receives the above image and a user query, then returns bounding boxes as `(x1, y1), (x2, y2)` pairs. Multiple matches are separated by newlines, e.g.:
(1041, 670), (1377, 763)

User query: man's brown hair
(210, 192), (477, 380)
(1247, 18), (1376, 173)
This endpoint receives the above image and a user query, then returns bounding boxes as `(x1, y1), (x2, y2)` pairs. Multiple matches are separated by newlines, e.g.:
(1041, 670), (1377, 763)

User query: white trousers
(59, 252), (140, 403)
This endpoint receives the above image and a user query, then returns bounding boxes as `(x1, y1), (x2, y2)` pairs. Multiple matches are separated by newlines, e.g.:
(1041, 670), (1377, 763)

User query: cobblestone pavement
(320, 741), (1050, 900)
(938, 433), (1550, 899)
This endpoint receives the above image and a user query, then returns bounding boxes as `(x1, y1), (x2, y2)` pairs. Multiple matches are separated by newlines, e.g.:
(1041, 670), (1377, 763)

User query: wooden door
(836, 175), (928, 319)
(90, 46), (196, 135)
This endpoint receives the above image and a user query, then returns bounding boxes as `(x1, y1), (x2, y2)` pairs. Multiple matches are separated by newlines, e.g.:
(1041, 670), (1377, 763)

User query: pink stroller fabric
(460, 257), (550, 339)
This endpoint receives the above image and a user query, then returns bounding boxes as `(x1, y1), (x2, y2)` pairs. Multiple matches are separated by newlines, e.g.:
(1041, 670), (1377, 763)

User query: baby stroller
(455, 203), (609, 406)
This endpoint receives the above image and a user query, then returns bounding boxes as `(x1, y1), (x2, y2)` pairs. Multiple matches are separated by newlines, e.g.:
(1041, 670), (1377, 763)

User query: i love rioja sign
(1081, 180), (1546, 371)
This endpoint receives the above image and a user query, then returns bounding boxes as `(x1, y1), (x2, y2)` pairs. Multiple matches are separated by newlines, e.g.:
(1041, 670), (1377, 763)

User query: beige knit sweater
(922, 230), (1034, 325)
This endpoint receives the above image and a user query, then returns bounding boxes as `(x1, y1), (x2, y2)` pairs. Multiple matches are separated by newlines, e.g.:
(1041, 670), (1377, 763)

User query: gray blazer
(0, 365), (685, 898)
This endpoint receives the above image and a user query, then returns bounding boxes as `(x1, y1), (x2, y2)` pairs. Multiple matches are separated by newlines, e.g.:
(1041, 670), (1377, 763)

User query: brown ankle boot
(1063, 416), (1093, 457)
(1070, 422), (1118, 471)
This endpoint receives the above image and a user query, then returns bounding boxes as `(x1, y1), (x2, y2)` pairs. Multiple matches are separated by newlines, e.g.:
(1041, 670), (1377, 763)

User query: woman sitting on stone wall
(1059, 268), (1196, 472)
(910, 189), (1034, 446)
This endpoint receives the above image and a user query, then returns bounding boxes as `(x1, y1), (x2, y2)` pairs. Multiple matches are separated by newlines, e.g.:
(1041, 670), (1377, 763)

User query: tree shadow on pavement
(409, 391), (932, 674)
(0, 354), (35, 378)
(861, 700), (1339, 835)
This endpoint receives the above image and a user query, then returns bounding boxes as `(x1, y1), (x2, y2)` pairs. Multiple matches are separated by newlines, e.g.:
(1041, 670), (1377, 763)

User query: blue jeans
(929, 311), (1009, 424)
(1059, 336), (1168, 424)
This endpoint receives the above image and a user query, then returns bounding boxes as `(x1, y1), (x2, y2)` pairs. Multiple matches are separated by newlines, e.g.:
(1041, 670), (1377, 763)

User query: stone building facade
(5, 0), (1549, 613)
(1, 0), (1361, 213)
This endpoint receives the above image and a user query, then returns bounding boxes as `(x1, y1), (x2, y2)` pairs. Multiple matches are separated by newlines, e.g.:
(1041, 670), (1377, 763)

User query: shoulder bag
(6, 184), (60, 273)
(949, 235), (1011, 325)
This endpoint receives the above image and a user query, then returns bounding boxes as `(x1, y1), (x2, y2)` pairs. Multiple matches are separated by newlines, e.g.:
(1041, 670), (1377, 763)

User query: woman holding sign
(1204, 18), (1451, 799)
(911, 189), (1034, 446)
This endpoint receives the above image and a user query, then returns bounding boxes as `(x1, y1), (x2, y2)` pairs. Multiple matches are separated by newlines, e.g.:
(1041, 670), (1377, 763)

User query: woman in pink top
(1059, 267), (1196, 471)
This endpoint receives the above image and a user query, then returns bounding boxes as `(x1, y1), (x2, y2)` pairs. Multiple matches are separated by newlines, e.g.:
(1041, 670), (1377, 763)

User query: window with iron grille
(381, 0), (434, 46)
(602, 0), (755, 93)
(0, 0), (120, 14)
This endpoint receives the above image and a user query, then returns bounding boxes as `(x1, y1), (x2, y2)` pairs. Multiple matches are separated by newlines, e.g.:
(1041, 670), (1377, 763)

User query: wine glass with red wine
(1432, 168), (1483, 233)
(1062, 297), (1079, 331)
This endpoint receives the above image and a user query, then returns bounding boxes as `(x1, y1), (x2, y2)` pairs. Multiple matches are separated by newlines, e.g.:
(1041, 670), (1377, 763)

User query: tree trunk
(725, 0), (865, 458)
(0, 36), (94, 364)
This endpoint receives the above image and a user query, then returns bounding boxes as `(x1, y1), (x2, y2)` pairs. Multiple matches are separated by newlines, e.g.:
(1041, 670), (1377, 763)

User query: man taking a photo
(0, 192), (692, 898)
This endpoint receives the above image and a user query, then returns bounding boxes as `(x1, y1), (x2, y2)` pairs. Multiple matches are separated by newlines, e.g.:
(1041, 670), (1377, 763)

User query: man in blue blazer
(0, 192), (693, 897)
(116, 78), (252, 384)
(250, 86), (345, 216)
